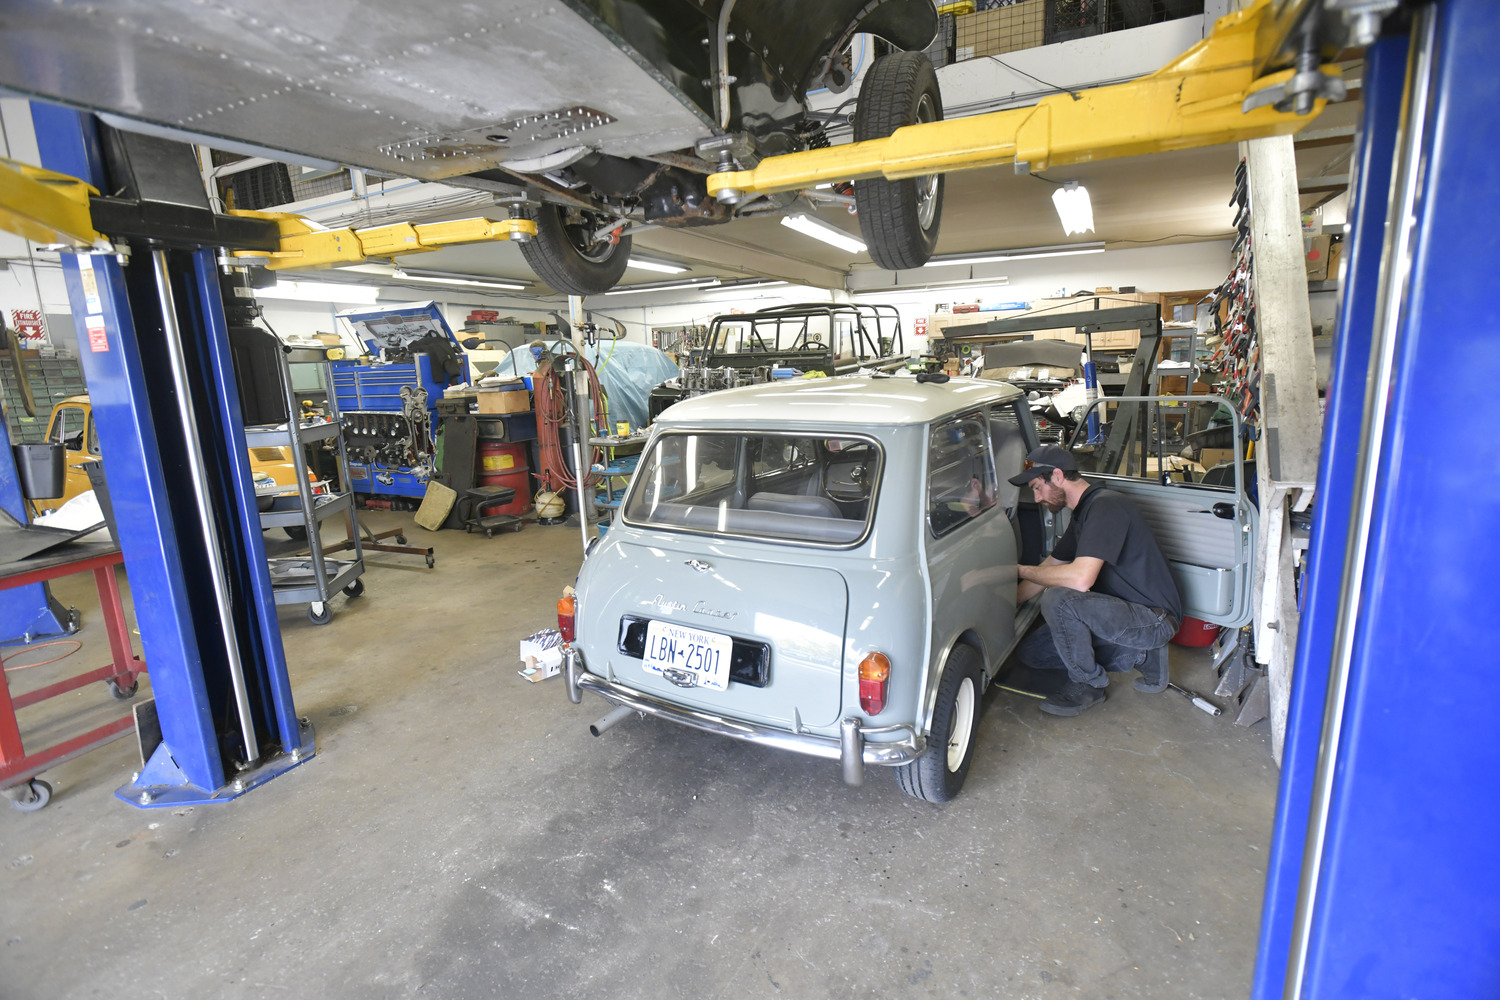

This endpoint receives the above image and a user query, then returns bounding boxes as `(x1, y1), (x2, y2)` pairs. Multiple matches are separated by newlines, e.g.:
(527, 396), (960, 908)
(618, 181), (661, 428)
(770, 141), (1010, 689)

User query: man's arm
(1018, 555), (1105, 600)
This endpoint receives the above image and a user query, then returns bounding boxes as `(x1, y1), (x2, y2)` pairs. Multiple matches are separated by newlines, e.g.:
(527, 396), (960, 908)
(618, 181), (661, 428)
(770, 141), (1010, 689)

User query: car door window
(49, 406), (86, 451)
(928, 413), (998, 538)
(87, 414), (100, 456)
(986, 401), (1031, 513)
(1066, 397), (1240, 489)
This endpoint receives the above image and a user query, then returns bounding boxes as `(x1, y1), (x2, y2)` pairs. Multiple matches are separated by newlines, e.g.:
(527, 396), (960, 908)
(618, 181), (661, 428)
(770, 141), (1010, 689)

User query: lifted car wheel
(854, 51), (944, 270)
(897, 644), (981, 802)
(520, 204), (633, 295)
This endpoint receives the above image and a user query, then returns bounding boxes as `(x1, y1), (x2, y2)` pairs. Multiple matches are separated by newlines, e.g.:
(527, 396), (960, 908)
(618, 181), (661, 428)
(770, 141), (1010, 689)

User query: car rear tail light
(557, 594), (576, 643)
(858, 652), (891, 715)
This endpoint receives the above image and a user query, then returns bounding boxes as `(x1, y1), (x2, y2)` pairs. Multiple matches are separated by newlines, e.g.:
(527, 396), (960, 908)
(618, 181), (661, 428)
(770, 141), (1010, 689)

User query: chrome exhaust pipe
(840, 717), (865, 786)
(565, 647), (582, 705)
(590, 705), (635, 737)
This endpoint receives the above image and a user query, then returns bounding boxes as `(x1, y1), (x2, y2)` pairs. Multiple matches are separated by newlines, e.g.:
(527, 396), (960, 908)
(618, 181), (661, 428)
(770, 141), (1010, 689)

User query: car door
(1065, 395), (1257, 627)
(924, 410), (1014, 675)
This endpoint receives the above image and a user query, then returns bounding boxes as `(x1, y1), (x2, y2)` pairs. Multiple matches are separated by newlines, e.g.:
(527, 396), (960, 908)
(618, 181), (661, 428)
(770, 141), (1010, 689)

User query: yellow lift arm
(0, 157), (105, 248)
(226, 212), (536, 270)
(707, 0), (1343, 201)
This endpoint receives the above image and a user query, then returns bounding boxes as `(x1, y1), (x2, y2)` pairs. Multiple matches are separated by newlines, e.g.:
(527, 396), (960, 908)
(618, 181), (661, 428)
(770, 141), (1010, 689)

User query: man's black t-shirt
(1052, 484), (1183, 622)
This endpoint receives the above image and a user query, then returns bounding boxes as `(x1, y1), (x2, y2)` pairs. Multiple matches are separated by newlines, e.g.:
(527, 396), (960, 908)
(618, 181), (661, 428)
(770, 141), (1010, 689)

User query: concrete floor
(0, 513), (1279, 999)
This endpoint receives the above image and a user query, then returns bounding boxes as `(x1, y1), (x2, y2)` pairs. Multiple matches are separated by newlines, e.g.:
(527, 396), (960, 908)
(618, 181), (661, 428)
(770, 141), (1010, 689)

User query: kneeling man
(1010, 446), (1182, 716)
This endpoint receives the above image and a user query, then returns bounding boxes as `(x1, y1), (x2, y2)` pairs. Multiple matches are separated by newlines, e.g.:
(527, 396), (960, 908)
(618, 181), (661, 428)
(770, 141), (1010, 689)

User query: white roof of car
(655, 374), (1024, 428)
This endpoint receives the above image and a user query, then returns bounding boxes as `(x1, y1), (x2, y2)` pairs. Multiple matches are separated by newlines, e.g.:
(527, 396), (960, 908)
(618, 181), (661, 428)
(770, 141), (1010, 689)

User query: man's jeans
(1018, 587), (1178, 688)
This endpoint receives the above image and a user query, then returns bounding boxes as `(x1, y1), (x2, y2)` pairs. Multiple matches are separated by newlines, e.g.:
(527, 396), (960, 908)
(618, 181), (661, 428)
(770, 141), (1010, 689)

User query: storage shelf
(258, 491), (352, 529)
(245, 419), (341, 448)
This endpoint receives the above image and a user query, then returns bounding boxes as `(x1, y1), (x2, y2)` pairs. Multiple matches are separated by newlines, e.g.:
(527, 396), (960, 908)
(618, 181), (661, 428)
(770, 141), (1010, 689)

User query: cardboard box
(1305, 234), (1332, 282)
(954, 0), (1044, 60)
(1325, 238), (1344, 282)
(1198, 447), (1236, 470)
(474, 386), (531, 414)
(518, 630), (564, 682)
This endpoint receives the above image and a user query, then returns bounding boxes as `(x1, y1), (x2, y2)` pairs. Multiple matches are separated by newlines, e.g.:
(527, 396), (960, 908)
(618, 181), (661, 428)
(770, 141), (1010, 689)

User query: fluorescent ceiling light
(604, 277), (722, 297)
(391, 268), (528, 292)
(780, 214), (867, 254)
(258, 280), (379, 305)
(626, 257), (688, 274)
(1052, 182), (1095, 237)
(924, 242), (1106, 267)
(857, 277), (1013, 297)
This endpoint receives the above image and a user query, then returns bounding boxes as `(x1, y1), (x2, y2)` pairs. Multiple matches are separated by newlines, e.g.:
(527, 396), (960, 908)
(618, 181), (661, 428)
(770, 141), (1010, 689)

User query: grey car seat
(747, 492), (843, 519)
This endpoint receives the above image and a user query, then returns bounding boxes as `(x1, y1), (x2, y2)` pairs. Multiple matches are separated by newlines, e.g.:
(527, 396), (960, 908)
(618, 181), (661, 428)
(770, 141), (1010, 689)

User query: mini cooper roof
(653, 375), (1025, 429)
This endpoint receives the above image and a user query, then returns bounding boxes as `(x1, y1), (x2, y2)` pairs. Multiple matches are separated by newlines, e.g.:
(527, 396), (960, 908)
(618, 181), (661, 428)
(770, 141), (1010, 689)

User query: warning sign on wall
(10, 309), (46, 347)
(913, 316), (928, 338)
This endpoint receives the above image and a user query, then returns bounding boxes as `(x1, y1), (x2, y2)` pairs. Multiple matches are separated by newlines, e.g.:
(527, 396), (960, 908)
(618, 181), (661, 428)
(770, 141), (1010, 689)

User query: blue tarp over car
(485, 339), (679, 432)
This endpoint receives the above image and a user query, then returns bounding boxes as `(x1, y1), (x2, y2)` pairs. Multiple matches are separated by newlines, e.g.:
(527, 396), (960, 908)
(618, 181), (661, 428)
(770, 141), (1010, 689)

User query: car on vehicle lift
(646, 301), (908, 421)
(0, 1), (946, 296)
(561, 377), (1259, 800)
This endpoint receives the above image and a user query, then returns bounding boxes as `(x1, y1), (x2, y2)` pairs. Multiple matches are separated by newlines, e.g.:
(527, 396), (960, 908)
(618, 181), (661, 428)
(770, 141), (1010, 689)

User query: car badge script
(686, 559), (713, 574)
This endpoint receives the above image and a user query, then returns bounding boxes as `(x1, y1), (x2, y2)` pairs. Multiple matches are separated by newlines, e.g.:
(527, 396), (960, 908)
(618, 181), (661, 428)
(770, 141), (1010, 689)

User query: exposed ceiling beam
(1294, 126), (1357, 149)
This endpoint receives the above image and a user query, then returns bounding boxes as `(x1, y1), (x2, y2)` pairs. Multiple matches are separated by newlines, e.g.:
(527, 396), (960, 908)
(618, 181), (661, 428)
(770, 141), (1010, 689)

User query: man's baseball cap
(1007, 445), (1078, 486)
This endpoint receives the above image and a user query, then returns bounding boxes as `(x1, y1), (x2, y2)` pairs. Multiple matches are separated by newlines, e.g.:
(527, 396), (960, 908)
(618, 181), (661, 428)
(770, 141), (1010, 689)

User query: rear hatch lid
(580, 536), (849, 730)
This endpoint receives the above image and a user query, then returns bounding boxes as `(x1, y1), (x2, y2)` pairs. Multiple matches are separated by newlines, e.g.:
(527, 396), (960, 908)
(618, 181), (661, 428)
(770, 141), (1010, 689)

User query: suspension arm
(707, 0), (1344, 201)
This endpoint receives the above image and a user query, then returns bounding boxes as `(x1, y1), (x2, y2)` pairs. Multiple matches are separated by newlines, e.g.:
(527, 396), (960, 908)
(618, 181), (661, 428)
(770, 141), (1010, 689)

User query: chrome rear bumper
(565, 648), (925, 785)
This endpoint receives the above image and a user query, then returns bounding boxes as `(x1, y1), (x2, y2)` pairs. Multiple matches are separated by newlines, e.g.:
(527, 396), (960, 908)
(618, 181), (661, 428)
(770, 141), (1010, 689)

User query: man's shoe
(1134, 645), (1170, 693)
(1039, 681), (1106, 717)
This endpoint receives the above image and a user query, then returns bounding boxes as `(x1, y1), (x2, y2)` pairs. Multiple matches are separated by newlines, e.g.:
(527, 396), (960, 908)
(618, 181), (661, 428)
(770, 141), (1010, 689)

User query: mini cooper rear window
(622, 432), (881, 545)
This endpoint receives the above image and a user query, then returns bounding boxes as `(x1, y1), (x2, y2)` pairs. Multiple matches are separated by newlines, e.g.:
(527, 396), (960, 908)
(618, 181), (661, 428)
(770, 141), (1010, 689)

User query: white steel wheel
(946, 675), (977, 772)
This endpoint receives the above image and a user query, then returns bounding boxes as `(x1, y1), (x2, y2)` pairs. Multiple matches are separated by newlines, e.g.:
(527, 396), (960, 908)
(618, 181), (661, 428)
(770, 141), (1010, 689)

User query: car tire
(896, 644), (981, 802)
(284, 525), (308, 542)
(854, 51), (944, 270)
(520, 204), (633, 295)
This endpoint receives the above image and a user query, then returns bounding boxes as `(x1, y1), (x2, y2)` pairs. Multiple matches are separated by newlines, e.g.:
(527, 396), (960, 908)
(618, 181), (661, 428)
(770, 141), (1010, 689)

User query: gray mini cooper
(563, 376), (1257, 800)
(564, 374), (1042, 801)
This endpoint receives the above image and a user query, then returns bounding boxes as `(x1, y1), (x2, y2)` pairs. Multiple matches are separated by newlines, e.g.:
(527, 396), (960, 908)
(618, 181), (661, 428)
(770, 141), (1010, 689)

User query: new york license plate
(642, 620), (733, 691)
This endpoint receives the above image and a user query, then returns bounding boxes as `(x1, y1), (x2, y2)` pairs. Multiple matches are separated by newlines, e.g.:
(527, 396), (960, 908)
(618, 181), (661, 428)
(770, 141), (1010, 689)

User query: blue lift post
(1254, 2), (1500, 996)
(31, 102), (314, 807)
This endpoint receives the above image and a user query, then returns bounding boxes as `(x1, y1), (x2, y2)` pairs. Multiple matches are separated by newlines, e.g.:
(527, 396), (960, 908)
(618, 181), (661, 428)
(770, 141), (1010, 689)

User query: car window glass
(49, 407), (86, 451)
(624, 431), (879, 546)
(1066, 396), (1238, 489)
(927, 413), (998, 537)
(987, 403), (1028, 512)
(87, 414), (99, 456)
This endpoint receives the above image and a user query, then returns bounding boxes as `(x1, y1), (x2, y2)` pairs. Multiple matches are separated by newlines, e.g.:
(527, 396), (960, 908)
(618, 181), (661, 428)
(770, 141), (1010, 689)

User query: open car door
(1065, 395), (1257, 627)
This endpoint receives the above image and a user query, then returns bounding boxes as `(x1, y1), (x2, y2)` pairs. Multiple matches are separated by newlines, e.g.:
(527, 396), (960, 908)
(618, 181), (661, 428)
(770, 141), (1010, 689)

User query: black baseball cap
(1007, 445), (1078, 486)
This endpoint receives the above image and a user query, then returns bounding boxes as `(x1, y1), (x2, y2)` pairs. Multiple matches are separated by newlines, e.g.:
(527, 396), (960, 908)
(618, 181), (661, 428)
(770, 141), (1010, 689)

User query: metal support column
(1240, 130), (1324, 761)
(1254, 2), (1500, 995)
(32, 102), (313, 806)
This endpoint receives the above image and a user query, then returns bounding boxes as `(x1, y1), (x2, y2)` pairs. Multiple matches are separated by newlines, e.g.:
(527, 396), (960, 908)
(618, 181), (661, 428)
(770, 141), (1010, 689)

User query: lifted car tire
(854, 51), (944, 270)
(897, 644), (981, 802)
(520, 204), (633, 295)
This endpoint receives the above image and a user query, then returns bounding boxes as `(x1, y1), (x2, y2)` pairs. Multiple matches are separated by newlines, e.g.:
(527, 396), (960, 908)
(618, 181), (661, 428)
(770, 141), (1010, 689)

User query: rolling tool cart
(245, 337), (365, 625)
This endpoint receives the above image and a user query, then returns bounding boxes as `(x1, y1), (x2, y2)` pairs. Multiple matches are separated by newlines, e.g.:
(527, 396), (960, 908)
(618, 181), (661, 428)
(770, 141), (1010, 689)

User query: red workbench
(0, 538), (147, 811)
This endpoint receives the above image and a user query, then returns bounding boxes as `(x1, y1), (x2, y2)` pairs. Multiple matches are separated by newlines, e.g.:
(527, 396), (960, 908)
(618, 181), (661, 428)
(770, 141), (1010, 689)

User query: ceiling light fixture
(1052, 182), (1095, 236)
(626, 257), (689, 274)
(923, 241), (1107, 267)
(780, 213), (868, 254)
(257, 280), (380, 305)
(604, 277), (722, 296)
(391, 268), (529, 292)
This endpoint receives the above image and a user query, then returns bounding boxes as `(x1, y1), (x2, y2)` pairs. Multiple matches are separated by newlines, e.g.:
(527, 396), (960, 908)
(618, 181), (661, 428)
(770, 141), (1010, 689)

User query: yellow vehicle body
(28, 395), (304, 517)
